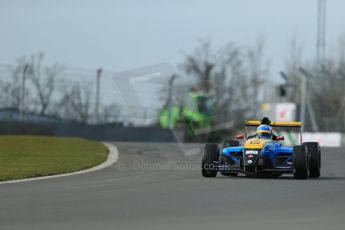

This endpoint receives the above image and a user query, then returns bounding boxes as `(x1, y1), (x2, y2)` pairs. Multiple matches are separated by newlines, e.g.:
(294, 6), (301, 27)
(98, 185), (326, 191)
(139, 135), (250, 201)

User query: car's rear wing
(245, 120), (303, 144)
(245, 120), (303, 127)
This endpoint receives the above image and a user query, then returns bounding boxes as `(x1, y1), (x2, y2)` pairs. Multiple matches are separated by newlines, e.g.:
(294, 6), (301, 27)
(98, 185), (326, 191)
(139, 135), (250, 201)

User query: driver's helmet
(256, 125), (272, 139)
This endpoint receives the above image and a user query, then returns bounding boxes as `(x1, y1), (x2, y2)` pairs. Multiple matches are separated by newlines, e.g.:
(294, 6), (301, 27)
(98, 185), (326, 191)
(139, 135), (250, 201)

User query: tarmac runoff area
(0, 142), (344, 230)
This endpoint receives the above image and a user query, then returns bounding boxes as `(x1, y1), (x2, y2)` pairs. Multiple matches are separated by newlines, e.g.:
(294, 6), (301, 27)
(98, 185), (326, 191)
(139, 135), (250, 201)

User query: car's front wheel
(303, 142), (321, 178)
(293, 145), (309, 179)
(202, 143), (219, 177)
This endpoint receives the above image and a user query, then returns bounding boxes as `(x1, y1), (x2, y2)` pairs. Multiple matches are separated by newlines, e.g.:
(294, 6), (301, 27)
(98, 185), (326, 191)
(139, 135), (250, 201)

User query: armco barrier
(55, 124), (176, 142)
(0, 122), (176, 142)
(341, 133), (345, 147)
(275, 131), (342, 147)
(302, 132), (341, 147)
(0, 121), (343, 145)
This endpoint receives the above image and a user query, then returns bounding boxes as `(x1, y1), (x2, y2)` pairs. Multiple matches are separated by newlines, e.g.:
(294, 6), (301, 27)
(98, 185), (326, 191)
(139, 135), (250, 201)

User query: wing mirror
(236, 134), (245, 139)
(276, 136), (285, 141)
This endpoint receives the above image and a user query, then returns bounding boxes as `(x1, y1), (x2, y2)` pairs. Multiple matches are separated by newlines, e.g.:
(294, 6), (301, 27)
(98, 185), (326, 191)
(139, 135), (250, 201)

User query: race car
(201, 120), (321, 179)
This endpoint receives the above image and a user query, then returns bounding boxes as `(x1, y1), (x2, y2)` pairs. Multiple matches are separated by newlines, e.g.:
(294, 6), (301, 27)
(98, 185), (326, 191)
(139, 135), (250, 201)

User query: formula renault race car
(201, 120), (321, 179)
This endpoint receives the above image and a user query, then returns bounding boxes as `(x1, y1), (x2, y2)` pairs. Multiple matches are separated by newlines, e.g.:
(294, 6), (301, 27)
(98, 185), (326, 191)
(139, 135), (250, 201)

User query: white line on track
(0, 142), (119, 185)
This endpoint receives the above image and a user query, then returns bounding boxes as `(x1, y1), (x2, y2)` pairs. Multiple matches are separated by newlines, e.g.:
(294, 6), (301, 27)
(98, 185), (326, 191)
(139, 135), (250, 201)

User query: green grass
(0, 136), (108, 181)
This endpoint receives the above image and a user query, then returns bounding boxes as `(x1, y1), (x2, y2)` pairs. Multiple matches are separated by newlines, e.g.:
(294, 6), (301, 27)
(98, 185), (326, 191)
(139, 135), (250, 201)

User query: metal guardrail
(0, 121), (176, 142)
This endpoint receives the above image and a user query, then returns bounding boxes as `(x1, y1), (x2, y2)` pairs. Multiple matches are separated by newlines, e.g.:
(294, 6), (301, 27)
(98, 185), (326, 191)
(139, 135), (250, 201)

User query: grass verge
(0, 135), (108, 181)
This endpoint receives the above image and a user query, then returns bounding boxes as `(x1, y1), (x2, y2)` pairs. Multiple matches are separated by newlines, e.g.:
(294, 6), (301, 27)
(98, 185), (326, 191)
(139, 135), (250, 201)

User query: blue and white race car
(201, 120), (321, 179)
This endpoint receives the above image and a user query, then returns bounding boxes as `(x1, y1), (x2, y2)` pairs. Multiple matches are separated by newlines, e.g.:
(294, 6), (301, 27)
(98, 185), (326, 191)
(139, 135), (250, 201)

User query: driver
(256, 124), (274, 139)
(247, 117), (278, 140)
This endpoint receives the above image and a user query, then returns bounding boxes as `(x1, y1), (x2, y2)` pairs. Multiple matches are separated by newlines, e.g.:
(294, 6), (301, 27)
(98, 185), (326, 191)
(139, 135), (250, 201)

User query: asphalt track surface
(0, 142), (345, 230)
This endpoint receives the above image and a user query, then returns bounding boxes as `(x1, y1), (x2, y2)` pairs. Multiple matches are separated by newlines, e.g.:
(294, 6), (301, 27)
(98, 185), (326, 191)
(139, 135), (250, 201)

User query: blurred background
(0, 0), (344, 145)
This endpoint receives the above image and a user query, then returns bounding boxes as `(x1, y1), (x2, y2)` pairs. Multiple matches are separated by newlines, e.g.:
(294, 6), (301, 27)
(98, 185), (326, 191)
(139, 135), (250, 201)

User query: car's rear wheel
(293, 145), (309, 179)
(303, 142), (321, 178)
(202, 143), (219, 177)
(220, 140), (240, 176)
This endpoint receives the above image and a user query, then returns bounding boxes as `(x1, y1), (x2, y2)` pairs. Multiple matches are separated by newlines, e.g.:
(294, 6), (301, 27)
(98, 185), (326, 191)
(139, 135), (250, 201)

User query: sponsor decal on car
(246, 150), (258, 155)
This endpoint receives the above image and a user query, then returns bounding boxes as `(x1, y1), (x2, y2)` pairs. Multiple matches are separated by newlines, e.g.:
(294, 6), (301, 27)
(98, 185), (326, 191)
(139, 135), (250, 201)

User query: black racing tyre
(201, 143), (219, 177)
(293, 145), (309, 179)
(303, 142), (321, 178)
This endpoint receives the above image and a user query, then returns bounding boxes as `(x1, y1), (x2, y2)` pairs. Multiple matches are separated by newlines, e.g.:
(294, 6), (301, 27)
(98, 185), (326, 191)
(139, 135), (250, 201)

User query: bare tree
(28, 53), (63, 115)
(179, 39), (270, 128)
(212, 43), (245, 123)
(282, 35), (345, 131)
(98, 103), (121, 124)
(0, 59), (29, 110)
(60, 83), (93, 123)
(312, 41), (345, 131)
(182, 40), (215, 93)
(283, 37), (305, 103)
(246, 38), (269, 118)
(0, 53), (63, 116)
